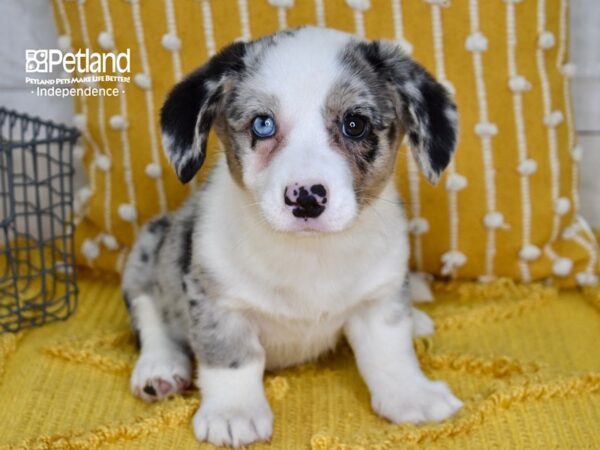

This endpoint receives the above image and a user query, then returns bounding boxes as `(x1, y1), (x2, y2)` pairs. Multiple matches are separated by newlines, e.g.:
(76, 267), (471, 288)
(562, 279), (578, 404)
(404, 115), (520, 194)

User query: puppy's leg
(129, 294), (192, 402)
(345, 296), (462, 424)
(186, 282), (272, 448)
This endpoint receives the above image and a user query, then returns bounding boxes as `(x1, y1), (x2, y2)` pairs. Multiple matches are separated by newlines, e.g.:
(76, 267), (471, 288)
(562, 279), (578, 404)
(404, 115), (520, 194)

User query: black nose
(284, 183), (328, 219)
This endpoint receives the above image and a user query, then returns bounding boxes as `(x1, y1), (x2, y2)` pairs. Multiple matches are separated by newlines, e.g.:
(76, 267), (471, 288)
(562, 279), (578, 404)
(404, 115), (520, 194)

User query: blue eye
(251, 115), (276, 139)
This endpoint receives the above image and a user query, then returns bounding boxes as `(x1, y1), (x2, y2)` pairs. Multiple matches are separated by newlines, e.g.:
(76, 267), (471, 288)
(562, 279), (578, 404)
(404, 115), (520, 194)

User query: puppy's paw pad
(373, 379), (462, 424)
(412, 308), (435, 337)
(193, 405), (273, 448)
(131, 351), (192, 402)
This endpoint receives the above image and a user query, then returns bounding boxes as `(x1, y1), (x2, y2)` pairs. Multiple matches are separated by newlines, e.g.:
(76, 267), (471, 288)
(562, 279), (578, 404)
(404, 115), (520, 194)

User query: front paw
(372, 378), (462, 424)
(193, 402), (273, 448)
(131, 350), (192, 402)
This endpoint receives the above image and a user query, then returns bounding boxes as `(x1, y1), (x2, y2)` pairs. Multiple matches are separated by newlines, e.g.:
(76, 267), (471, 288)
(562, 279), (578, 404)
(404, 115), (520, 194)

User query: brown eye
(342, 114), (369, 140)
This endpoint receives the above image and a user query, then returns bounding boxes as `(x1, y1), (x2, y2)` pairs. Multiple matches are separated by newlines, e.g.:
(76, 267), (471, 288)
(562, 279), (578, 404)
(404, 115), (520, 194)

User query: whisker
(241, 201), (262, 211)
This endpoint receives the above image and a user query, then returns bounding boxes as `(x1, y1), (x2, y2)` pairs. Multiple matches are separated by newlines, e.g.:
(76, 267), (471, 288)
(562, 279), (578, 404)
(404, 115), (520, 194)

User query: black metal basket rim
(0, 107), (80, 143)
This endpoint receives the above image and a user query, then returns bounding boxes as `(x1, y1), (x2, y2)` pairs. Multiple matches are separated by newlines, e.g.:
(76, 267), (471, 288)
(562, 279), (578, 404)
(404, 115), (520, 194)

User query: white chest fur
(196, 161), (409, 369)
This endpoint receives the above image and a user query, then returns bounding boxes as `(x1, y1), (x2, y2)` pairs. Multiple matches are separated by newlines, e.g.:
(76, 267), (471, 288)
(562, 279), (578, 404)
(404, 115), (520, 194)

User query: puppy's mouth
(262, 210), (357, 235)
(285, 219), (335, 234)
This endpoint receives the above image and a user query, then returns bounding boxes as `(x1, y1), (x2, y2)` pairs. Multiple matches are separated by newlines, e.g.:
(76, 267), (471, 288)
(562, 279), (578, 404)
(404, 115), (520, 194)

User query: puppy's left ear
(160, 42), (247, 184)
(366, 41), (458, 184)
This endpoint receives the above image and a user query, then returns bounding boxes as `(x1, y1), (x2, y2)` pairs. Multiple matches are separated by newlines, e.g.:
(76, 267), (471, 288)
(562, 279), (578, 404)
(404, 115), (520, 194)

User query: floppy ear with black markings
(160, 42), (247, 184)
(362, 40), (458, 184)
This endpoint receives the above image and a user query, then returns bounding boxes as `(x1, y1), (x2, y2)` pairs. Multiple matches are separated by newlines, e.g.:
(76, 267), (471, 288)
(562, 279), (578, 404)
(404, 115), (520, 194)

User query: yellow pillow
(52, 0), (598, 287)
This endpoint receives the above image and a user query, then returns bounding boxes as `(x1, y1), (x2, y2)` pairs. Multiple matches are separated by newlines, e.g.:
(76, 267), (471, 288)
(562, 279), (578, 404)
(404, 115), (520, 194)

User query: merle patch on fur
(363, 133), (380, 166)
(178, 218), (194, 275)
(148, 216), (171, 233)
(187, 303), (261, 369)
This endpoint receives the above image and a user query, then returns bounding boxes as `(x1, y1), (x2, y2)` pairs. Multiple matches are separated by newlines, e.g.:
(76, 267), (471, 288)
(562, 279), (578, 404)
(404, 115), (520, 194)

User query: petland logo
(25, 49), (130, 74)
(25, 48), (131, 97)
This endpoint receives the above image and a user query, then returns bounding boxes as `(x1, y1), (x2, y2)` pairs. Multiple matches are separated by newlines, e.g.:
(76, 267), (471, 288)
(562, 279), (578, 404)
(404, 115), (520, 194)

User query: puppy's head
(161, 27), (458, 233)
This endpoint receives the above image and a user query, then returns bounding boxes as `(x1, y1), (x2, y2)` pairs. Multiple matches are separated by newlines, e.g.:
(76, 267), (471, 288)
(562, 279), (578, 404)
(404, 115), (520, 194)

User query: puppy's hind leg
(128, 294), (192, 402)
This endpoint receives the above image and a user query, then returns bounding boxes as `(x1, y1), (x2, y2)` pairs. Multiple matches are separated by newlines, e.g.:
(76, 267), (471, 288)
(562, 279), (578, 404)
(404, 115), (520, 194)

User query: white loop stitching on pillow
(161, 33), (181, 51)
(82, 239), (100, 260)
(474, 122), (498, 137)
(465, 32), (488, 52)
(538, 31), (555, 49)
(428, 0), (461, 279)
(576, 272), (598, 286)
(519, 245), (541, 261)
(95, 154), (111, 172)
(445, 173), (467, 192)
(109, 115), (128, 130)
(561, 223), (579, 240)
(424, 0), (451, 6)
(544, 110), (564, 128)
(441, 250), (467, 276)
(134, 73), (152, 90)
(164, 0), (183, 81)
(268, 0), (294, 7)
(517, 159), (537, 176)
(508, 75), (531, 93)
(552, 257), (573, 277)
(97, 31), (114, 49)
(130, 0), (169, 214)
(345, 0), (370, 12)
(101, 234), (119, 251)
(554, 197), (571, 216)
(506, 0), (535, 282)
(409, 218), (430, 236)
(145, 163), (162, 179)
(118, 204), (137, 222)
(484, 211), (509, 230)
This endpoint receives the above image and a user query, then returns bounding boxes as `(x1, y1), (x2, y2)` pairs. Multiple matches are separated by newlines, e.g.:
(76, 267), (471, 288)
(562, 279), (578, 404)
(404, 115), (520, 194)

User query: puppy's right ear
(160, 42), (247, 184)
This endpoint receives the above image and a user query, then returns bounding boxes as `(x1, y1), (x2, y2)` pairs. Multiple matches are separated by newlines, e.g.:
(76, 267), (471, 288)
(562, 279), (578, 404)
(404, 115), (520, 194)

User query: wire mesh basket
(0, 107), (79, 333)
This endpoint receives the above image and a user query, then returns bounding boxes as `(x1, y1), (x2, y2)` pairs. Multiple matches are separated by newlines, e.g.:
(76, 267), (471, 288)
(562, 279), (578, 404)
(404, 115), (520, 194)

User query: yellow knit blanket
(1, 276), (599, 449)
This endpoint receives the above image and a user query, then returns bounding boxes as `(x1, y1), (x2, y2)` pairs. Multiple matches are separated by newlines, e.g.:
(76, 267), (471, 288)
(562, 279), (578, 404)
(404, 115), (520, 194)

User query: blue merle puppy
(122, 27), (460, 448)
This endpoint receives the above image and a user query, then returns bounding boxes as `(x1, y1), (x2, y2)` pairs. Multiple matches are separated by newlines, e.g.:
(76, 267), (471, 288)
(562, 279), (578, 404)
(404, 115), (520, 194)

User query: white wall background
(0, 1), (78, 244)
(0, 0), (74, 124)
(571, 1), (600, 228)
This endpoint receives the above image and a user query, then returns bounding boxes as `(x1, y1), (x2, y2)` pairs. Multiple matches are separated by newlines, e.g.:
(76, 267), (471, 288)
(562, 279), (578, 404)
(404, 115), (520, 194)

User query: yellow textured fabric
(52, 0), (598, 286)
(0, 275), (599, 448)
